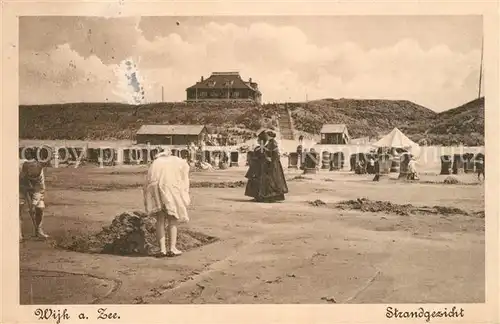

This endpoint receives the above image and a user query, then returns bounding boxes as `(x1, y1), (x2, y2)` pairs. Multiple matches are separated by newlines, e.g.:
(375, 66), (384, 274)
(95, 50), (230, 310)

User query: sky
(19, 16), (483, 111)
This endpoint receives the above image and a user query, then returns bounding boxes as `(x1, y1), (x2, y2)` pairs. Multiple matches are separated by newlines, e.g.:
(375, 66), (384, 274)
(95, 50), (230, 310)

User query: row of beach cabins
(18, 144), (240, 168)
(18, 123), (483, 175)
(18, 141), (483, 177)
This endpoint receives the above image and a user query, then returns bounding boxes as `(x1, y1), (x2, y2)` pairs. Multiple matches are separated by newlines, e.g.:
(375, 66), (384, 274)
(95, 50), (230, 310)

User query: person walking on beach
(19, 148), (49, 241)
(143, 148), (191, 258)
(476, 155), (485, 181)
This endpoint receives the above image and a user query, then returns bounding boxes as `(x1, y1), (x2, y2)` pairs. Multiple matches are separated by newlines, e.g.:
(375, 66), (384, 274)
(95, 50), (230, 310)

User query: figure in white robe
(143, 150), (191, 257)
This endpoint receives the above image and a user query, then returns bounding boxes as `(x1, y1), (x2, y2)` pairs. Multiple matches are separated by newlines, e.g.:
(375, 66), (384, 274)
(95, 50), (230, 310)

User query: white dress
(143, 154), (191, 222)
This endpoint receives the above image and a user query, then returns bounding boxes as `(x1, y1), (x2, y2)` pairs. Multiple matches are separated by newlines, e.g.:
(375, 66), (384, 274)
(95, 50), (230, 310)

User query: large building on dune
(185, 72), (262, 104)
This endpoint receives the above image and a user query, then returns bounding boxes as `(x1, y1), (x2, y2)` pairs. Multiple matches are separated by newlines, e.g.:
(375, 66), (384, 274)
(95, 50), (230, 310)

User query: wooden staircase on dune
(277, 104), (295, 140)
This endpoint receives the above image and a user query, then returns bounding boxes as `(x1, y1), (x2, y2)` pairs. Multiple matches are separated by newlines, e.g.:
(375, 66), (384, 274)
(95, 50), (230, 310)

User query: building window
(232, 91), (240, 98)
(200, 92), (207, 98)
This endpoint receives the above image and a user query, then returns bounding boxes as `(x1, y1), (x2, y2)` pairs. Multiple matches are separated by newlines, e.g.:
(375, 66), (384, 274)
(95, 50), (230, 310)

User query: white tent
(374, 128), (420, 152)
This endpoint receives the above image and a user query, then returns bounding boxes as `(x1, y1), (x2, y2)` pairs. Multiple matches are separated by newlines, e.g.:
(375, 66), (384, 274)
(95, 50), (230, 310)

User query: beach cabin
(320, 124), (350, 145)
(136, 124), (208, 146)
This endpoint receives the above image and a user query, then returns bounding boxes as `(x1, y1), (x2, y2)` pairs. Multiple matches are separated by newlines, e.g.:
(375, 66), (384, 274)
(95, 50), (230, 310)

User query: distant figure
(355, 160), (365, 174)
(301, 148), (309, 170)
(244, 129), (289, 202)
(296, 143), (304, 169)
(407, 156), (419, 180)
(19, 148), (49, 241)
(219, 151), (230, 169)
(143, 149), (191, 258)
(188, 142), (197, 163)
(309, 148), (319, 170)
(476, 155), (485, 181)
(367, 157), (375, 174)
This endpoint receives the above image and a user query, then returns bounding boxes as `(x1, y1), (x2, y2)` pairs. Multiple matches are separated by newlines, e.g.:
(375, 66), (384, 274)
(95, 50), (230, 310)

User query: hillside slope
(19, 101), (278, 140)
(19, 98), (484, 145)
(288, 98), (437, 139)
(431, 97), (484, 135)
(400, 97), (484, 145)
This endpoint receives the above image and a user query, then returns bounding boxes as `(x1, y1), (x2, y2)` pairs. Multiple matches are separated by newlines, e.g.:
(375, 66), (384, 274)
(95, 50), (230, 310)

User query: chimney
(249, 78), (252, 83)
(201, 76), (204, 82)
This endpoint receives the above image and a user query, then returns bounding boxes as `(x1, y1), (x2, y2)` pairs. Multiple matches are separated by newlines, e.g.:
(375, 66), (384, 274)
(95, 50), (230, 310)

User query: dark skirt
(255, 159), (288, 202)
(245, 178), (260, 199)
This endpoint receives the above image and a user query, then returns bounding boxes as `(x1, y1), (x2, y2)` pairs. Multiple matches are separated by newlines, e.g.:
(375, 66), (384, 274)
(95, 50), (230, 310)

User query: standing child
(407, 156), (419, 180)
(19, 148), (49, 241)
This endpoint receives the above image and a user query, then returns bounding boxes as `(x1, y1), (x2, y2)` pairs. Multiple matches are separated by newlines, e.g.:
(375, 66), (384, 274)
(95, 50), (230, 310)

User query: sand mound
(473, 211), (486, 218)
(337, 198), (414, 215)
(55, 211), (218, 256)
(431, 206), (469, 215)
(443, 176), (460, 184)
(336, 198), (474, 216)
(289, 175), (313, 181)
(308, 199), (327, 207)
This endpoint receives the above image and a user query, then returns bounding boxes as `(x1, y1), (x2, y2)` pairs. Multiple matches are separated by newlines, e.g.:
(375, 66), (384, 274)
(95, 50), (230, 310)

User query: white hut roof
(373, 128), (418, 148)
(320, 124), (348, 134)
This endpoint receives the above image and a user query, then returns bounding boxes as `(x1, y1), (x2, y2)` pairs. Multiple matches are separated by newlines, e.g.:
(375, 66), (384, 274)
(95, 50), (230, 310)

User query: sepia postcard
(2, 1), (499, 324)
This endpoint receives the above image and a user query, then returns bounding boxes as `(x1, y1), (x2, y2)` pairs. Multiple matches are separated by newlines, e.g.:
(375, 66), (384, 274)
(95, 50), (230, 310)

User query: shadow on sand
(219, 197), (256, 203)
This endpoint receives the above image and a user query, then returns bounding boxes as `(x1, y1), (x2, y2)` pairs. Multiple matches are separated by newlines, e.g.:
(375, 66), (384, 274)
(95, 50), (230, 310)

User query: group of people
(25, 131), (487, 260)
(142, 127), (290, 258)
(17, 146), (190, 258)
(18, 128), (289, 257)
(143, 128), (290, 258)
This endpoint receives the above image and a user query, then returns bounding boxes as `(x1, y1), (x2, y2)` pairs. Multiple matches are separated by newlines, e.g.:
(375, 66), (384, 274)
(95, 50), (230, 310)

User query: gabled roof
(320, 124), (349, 134)
(137, 125), (206, 135)
(373, 127), (418, 148)
(186, 72), (260, 93)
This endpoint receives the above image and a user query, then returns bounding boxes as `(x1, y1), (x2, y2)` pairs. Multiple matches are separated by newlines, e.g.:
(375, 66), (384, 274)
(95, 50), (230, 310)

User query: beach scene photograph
(17, 15), (485, 305)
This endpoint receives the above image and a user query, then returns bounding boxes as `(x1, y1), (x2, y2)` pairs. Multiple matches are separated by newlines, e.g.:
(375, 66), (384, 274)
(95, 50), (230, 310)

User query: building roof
(186, 72), (260, 93)
(137, 125), (206, 135)
(320, 124), (349, 134)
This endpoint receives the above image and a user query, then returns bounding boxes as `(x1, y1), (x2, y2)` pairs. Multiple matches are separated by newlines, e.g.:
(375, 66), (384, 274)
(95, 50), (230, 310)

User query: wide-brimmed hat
(256, 128), (270, 137)
(267, 130), (277, 138)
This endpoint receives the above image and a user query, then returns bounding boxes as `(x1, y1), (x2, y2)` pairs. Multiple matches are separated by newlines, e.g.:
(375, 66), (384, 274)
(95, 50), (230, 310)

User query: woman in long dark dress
(259, 130), (288, 202)
(244, 144), (263, 200)
(257, 130), (289, 202)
